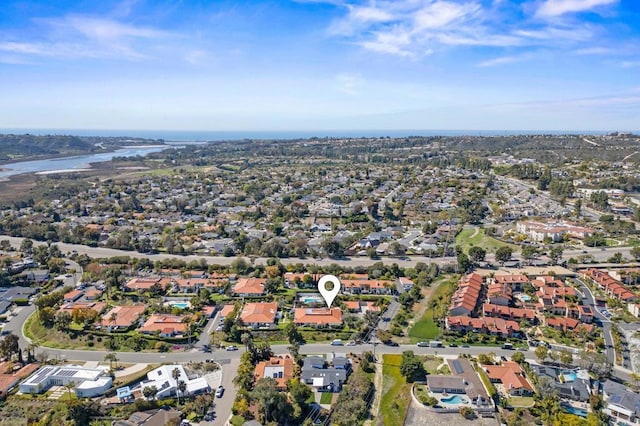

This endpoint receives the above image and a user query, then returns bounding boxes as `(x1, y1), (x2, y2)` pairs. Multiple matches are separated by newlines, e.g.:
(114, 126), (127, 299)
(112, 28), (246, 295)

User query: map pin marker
(318, 274), (341, 308)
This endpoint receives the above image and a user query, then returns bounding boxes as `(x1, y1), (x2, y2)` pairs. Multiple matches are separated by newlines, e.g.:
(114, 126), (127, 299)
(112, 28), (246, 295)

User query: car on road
(331, 339), (343, 346)
(215, 386), (224, 398)
(384, 341), (399, 347)
(346, 341), (357, 346)
(448, 343), (458, 347)
(225, 345), (238, 351)
(416, 342), (429, 347)
(203, 345), (211, 353)
(461, 344), (470, 348)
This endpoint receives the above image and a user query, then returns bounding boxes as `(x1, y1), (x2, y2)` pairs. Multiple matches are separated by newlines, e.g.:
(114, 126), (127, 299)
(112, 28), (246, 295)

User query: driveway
(576, 278), (615, 364)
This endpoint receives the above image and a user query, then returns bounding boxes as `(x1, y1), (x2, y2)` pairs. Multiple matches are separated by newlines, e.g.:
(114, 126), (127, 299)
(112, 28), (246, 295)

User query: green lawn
(507, 396), (535, 407)
(456, 227), (518, 254)
(320, 392), (334, 404)
(380, 354), (411, 426)
(408, 278), (456, 340)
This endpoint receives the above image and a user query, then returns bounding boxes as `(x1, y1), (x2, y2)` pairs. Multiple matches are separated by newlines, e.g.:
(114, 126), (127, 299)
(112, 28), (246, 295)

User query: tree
(535, 345), (548, 363)
(521, 245), (538, 262)
(457, 252), (472, 272)
(495, 246), (513, 265)
(252, 378), (293, 424)
(104, 352), (118, 370)
(287, 378), (312, 421)
(0, 333), (20, 360)
(574, 199), (582, 218)
(511, 351), (525, 364)
(631, 246), (640, 261)
(54, 311), (72, 331)
(178, 380), (187, 402)
(559, 349), (573, 366)
(478, 353), (495, 365)
(64, 381), (76, 400)
(468, 246), (486, 262)
(550, 246), (563, 265)
(142, 385), (157, 399)
(172, 368), (181, 401)
(400, 351), (426, 383)
(321, 238), (343, 258)
(284, 322), (303, 345)
(20, 238), (33, 253)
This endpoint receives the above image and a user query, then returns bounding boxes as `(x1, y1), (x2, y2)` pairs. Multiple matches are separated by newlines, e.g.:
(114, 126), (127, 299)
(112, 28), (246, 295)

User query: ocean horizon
(0, 128), (634, 142)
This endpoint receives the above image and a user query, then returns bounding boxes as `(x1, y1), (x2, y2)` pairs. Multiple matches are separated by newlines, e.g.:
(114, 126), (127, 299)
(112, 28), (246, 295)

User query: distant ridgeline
(0, 134), (163, 161)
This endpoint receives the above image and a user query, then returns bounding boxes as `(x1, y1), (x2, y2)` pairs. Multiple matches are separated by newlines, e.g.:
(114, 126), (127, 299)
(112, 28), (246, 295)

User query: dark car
(449, 343), (458, 347)
(384, 341), (399, 347)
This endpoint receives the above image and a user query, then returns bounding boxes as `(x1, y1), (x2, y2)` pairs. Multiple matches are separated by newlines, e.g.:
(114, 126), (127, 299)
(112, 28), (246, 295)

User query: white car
(226, 345), (238, 351)
(215, 386), (224, 398)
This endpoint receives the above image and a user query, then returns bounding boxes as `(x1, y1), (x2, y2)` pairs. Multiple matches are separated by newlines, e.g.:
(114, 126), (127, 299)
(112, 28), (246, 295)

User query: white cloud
(336, 73), (364, 95)
(477, 54), (527, 67)
(535, 0), (617, 18)
(319, 0), (619, 59)
(413, 1), (481, 31)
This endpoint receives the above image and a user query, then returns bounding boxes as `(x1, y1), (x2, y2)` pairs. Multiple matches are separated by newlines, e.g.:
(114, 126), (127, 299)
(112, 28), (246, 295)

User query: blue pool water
(441, 395), (468, 404)
(170, 302), (190, 309)
(302, 297), (322, 304)
(562, 371), (578, 382)
(519, 294), (531, 301)
(562, 404), (587, 418)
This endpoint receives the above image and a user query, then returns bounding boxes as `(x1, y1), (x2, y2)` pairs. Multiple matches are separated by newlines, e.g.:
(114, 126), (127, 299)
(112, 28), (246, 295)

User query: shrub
(459, 406), (476, 419)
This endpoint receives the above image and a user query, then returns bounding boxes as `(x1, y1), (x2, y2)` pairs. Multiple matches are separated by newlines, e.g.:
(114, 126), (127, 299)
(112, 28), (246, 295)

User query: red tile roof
(233, 278), (266, 295)
(240, 302), (278, 325)
(294, 307), (342, 326)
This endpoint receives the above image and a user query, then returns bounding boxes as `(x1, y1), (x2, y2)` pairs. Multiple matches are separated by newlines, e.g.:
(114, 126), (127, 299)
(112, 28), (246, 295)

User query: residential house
(139, 314), (188, 337)
(139, 365), (210, 400)
(255, 355), (295, 390)
(124, 277), (167, 293)
(100, 305), (146, 331)
(426, 376), (467, 394)
(233, 278), (266, 297)
(546, 317), (594, 335)
(603, 379), (640, 425)
(301, 355), (351, 392)
(63, 289), (84, 302)
(113, 408), (182, 426)
(486, 283), (512, 306)
(583, 269), (637, 302)
(294, 308), (343, 327)
(530, 364), (592, 402)
(398, 277), (415, 292)
(240, 302), (278, 328)
(484, 361), (534, 396)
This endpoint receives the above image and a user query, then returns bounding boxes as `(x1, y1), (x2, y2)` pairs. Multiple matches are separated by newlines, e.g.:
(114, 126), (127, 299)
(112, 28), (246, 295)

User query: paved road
(576, 278), (616, 364)
(0, 234), (635, 269)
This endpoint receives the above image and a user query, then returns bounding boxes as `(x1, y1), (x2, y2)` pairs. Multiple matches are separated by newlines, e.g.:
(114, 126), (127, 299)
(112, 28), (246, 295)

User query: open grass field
(408, 277), (456, 341)
(456, 227), (518, 254)
(379, 354), (411, 426)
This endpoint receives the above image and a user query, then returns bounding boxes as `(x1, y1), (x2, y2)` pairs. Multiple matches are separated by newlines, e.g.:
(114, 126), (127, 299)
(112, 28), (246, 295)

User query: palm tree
(26, 342), (39, 362)
(64, 381), (75, 400)
(172, 367), (181, 401)
(104, 352), (118, 370)
(178, 380), (187, 403)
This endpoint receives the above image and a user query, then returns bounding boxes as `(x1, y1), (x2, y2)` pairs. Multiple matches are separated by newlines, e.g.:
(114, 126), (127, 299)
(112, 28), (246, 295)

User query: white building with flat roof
(19, 365), (112, 397)
(139, 365), (210, 400)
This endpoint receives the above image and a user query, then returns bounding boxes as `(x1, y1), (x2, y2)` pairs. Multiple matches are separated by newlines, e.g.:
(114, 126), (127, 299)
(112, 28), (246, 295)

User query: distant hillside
(0, 134), (164, 162)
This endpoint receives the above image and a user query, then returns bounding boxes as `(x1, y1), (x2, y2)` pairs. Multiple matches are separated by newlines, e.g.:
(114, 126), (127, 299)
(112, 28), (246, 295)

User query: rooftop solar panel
(452, 360), (464, 375)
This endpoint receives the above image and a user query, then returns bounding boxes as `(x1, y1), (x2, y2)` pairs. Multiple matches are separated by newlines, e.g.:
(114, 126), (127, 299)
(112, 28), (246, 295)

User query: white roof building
(139, 365), (210, 400)
(20, 365), (112, 397)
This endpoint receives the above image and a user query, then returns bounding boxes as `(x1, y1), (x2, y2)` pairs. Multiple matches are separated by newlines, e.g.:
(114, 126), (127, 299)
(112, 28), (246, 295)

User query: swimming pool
(168, 301), (190, 309)
(562, 404), (587, 418)
(301, 297), (323, 304)
(441, 395), (468, 405)
(518, 294), (532, 302)
(562, 371), (578, 382)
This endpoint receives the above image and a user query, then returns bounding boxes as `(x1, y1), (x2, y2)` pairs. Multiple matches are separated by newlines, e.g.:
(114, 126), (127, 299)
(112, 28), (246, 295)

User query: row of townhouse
(582, 268), (638, 303)
(516, 220), (594, 242)
(449, 273), (483, 317)
(218, 302), (344, 328)
(124, 274), (232, 294)
(446, 316), (522, 338)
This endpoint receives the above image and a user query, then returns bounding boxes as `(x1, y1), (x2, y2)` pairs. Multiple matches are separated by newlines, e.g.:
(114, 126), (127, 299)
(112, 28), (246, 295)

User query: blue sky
(0, 0), (638, 132)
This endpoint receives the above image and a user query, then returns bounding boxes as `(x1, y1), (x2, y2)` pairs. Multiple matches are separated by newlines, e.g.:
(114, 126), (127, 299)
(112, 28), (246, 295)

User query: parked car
(448, 343), (458, 347)
(331, 339), (343, 346)
(416, 342), (429, 347)
(346, 341), (357, 346)
(384, 341), (399, 347)
(215, 386), (224, 398)
(226, 345), (238, 351)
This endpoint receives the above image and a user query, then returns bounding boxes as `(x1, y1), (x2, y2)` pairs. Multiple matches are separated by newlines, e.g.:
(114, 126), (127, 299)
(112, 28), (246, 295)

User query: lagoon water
(0, 145), (175, 180)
